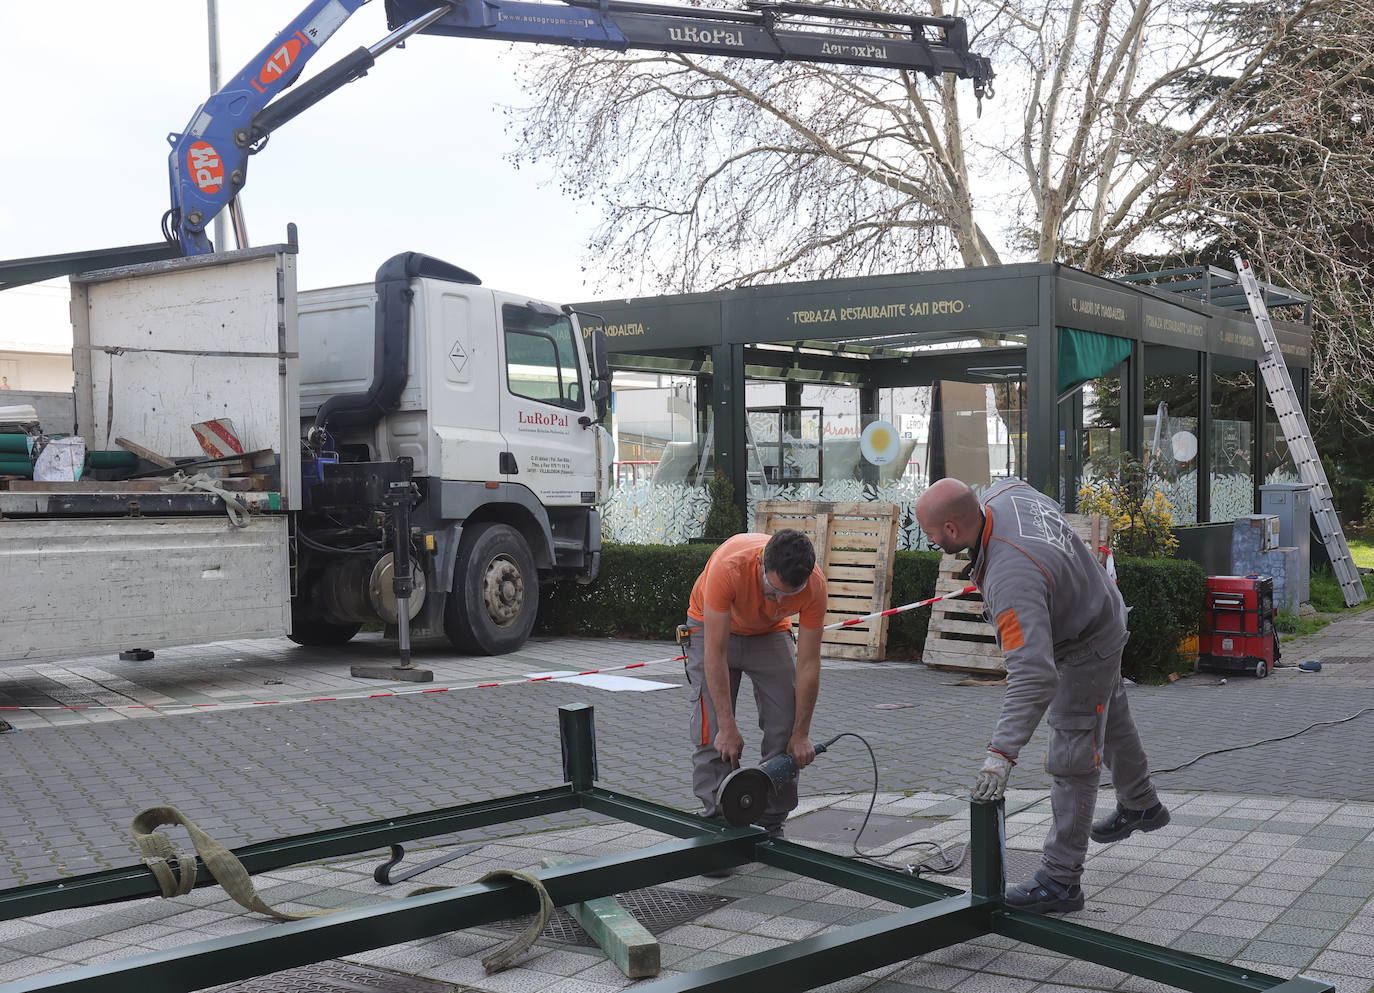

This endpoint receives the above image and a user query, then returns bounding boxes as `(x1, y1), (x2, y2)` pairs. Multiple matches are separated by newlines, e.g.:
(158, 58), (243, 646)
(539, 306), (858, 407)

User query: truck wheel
(287, 608), (362, 647)
(445, 523), (538, 655)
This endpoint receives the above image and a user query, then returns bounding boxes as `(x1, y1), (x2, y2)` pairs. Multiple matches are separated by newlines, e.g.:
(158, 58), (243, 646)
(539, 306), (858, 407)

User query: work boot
(1004, 871), (1085, 914)
(1090, 802), (1171, 844)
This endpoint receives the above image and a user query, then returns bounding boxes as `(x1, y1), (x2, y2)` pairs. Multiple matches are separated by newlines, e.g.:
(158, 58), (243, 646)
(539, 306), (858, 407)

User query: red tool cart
(1198, 575), (1278, 678)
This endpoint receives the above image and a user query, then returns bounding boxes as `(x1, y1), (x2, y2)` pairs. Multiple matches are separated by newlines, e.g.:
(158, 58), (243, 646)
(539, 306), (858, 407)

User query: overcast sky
(0, 0), (609, 344)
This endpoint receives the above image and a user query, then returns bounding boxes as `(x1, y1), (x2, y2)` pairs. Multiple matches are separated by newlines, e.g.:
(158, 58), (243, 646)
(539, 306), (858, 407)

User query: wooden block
(542, 858), (660, 978)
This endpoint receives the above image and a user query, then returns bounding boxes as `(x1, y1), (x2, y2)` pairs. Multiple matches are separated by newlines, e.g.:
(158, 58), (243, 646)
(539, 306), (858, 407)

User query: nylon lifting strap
(132, 806), (552, 969)
(410, 868), (554, 974)
(130, 806), (339, 921)
(132, 805), (552, 969)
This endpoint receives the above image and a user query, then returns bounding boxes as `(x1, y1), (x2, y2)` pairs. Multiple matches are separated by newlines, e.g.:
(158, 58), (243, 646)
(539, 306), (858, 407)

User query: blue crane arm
(168, 0), (370, 256)
(169, 0), (994, 257)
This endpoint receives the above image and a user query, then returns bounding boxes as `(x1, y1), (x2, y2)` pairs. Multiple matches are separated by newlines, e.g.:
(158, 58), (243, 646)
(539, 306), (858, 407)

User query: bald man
(915, 477), (1168, 914)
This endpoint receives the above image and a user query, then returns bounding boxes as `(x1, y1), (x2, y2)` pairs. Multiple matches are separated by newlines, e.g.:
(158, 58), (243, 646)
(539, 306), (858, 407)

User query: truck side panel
(72, 247), (300, 509)
(0, 517), (290, 661)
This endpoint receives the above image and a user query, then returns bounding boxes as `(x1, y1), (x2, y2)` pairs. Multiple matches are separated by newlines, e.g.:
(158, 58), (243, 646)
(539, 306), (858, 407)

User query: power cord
(818, 707), (1374, 878)
(1152, 705), (1374, 775)
(820, 732), (966, 877)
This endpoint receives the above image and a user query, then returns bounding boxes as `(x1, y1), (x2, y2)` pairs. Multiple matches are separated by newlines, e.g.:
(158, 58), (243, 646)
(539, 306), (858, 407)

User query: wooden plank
(825, 565), (882, 581)
(826, 549), (879, 567)
(114, 436), (176, 468)
(542, 858), (660, 978)
(823, 533), (881, 551)
(924, 653), (1007, 674)
(929, 617), (998, 638)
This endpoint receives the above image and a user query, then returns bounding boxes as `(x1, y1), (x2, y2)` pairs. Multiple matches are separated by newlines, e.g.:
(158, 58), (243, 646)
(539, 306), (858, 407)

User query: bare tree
(1152, 0), (1374, 429)
(507, 0), (1374, 416)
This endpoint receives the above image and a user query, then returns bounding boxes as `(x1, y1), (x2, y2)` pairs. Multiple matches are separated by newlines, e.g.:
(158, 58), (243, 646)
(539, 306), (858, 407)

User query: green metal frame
(0, 705), (1334, 993)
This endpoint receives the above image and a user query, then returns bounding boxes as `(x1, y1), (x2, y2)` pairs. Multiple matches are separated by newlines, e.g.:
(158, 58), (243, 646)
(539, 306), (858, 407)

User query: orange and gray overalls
(973, 479), (1161, 887)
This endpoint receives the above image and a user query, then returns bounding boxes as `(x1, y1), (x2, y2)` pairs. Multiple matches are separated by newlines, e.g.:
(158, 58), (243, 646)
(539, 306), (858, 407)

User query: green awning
(1058, 326), (1132, 395)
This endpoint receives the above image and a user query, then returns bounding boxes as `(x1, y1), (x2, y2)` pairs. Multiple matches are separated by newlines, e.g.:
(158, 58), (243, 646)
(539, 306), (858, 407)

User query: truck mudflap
(0, 516), (290, 662)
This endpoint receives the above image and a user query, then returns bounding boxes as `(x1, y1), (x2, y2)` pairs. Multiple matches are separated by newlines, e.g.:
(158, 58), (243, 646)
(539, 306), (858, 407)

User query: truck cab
(293, 253), (612, 654)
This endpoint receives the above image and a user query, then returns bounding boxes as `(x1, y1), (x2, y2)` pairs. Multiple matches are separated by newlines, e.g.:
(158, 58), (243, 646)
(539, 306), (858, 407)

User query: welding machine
(1197, 575), (1278, 678)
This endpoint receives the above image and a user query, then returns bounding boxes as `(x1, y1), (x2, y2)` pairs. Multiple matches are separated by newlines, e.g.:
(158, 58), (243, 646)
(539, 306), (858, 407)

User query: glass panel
(1142, 369), (1201, 525)
(1209, 371), (1255, 521)
(1076, 371), (1123, 510)
(502, 305), (584, 410)
(601, 375), (711, 544)
(608, 375), (698, 486)
(1264, 394), (1299, 485)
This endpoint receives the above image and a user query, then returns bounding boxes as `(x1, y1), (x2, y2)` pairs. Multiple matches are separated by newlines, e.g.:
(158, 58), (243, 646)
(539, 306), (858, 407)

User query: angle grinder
(716, 734), (842, 827)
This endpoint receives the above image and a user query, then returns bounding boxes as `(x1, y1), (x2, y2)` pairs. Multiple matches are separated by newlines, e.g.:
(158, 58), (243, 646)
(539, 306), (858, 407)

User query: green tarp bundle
(1057, 326), (1132, 395)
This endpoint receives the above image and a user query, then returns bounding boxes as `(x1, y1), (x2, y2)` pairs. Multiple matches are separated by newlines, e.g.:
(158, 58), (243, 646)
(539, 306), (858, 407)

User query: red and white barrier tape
(0, 654), (687, 714)
(823, 584), (978, 631)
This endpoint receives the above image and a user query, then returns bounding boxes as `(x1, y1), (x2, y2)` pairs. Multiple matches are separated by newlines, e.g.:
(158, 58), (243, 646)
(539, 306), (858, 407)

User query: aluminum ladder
(1232, 253), (1365, 607)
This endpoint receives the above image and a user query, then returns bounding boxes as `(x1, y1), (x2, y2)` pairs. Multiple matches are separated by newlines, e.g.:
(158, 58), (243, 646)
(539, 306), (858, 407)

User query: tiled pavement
(0, 616), (1372, 992)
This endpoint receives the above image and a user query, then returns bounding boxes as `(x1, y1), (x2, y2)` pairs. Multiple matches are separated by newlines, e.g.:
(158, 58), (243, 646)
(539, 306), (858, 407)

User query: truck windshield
(503, 305), (584, 411)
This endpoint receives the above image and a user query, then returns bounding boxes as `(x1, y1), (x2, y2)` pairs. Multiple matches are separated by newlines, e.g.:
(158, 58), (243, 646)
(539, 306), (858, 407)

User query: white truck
(0, 241), (611, 661)
(0, 0), (992, 664)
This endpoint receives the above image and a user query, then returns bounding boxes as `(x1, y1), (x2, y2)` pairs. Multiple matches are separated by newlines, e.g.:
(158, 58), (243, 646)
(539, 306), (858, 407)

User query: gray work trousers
(1041, 637), (1159, 887)
(684, 624), (798, 830)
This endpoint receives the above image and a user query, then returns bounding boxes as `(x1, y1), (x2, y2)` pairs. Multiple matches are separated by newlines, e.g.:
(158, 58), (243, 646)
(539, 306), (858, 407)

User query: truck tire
(287, 612), (362, 647)
(445, 522), (538, 655)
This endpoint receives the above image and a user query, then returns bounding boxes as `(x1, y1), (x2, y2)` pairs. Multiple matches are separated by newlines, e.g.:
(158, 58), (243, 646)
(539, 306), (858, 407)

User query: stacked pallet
(754, 501), (900, 661)
(921, 513), (1111, 674)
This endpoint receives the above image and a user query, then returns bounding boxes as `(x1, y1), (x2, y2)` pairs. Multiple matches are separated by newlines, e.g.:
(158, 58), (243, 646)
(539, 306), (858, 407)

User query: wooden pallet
(921, 513), (1111, 674)
(754, 501), (900, 661)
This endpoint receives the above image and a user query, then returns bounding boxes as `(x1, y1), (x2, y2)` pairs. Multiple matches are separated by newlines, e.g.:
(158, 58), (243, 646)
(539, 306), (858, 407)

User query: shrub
(1078, 453), (1179, 558)
(536, 544), (1205, 684)
(701, 473), (744, 541)
(884, 550), (943, 658)
(1115, 556), (1206, 681)
(536, 542), (718, 638)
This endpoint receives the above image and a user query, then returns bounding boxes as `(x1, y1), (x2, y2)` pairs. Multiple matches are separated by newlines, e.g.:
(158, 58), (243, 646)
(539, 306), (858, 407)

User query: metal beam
(0, 786), (580, 922)
(996, 911), (1310, 993)
(581, 788), (764, 840)
(6, 832), (765, 993)
(0, 243), (181, 292)
(631, 894), (991, 992)
(755, 837), (960, 906)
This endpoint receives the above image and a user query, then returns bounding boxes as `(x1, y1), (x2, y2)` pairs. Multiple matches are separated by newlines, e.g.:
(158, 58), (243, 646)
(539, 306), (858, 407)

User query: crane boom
(168, 0), (994, 256)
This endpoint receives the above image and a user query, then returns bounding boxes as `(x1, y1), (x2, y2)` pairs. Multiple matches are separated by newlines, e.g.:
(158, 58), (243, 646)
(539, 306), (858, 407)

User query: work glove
(971, 751), (1014, 802)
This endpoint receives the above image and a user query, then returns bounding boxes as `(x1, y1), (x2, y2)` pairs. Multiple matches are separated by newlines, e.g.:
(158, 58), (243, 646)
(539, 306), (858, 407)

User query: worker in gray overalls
(915, 477), (1170, 913)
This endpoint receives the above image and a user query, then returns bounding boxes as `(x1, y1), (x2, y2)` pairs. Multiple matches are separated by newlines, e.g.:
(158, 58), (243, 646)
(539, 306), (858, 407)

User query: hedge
(537, 542), (1205, 681)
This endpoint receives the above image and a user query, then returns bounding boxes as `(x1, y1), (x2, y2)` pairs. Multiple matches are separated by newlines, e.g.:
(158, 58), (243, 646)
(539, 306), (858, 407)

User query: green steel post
(968, 799), (1005, 901)
(1029, 272), (1059, 498)
(996, 912), (1334, 993)
(560, 703), (598, 790)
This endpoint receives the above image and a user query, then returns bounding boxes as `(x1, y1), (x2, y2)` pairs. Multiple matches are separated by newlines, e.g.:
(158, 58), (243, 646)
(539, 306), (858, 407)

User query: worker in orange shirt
(682, 528), (828, 836)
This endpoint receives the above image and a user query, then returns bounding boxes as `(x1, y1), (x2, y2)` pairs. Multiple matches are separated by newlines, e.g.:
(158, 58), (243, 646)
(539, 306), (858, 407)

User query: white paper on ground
(526, 671), (678, 692)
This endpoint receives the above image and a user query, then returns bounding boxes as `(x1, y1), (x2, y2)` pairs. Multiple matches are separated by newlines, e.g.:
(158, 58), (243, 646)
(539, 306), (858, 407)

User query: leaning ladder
(1232, 253), (1365, 607)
